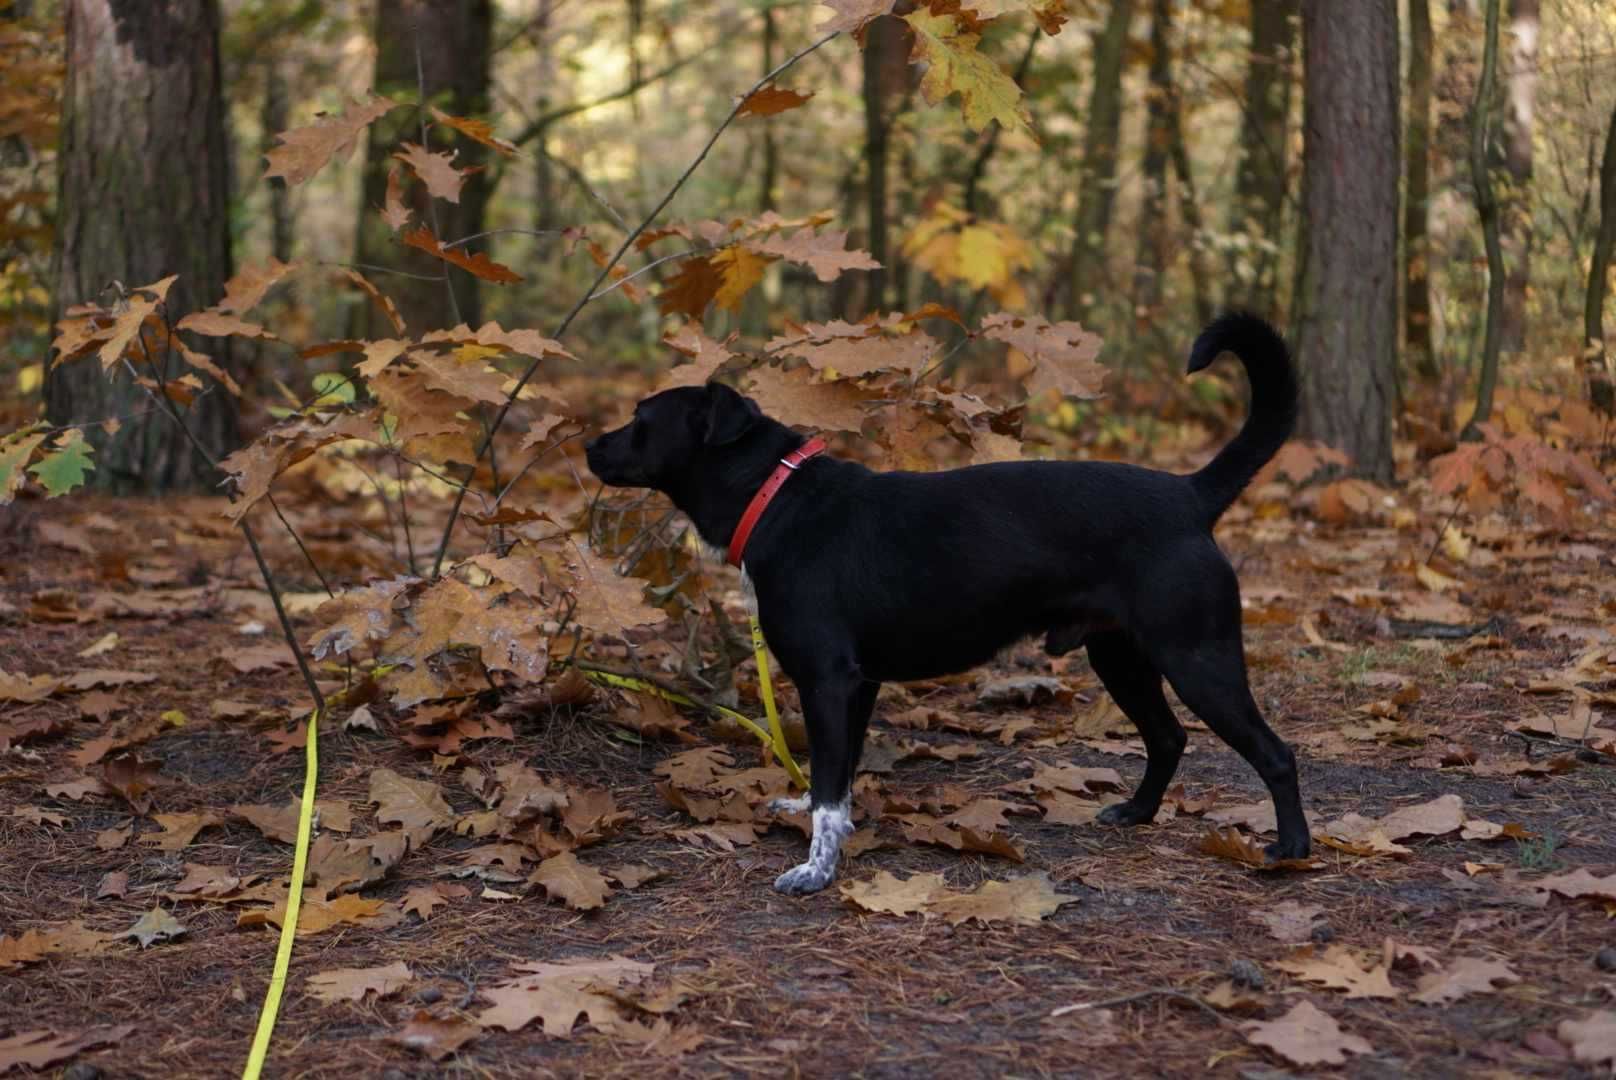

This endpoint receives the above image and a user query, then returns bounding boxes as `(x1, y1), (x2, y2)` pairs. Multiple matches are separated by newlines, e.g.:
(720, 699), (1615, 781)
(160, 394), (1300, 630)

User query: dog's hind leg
(1085, 632), (1186, 827)
(1143, 571), (1309, 861)
(773, 664), (872, 895)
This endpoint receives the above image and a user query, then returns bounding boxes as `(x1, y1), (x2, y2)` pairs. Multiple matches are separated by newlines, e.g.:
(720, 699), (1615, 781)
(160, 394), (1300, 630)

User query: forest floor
(2, 482), (1615, 1078)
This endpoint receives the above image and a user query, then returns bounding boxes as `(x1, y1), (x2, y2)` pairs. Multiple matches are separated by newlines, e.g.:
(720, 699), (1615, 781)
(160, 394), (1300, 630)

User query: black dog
(586, 312), (1309, 894)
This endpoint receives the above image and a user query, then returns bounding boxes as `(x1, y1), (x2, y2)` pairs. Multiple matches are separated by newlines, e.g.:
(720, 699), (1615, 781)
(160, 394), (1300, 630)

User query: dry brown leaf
(1533, 867), (1616, 903)
(841, 870), (949, 916)
(737, 83), (815, 117)
(561, 541), (669, 635)
(369, 767), (453, 834)
(403, 226), (522, 284)
(394, 142), (466, 203)
(137, 811), (223, 851)
(429, 106), (519, 155)
(1243, 1000), (1373, 1067)
(381, 165), (412, 231)
(1559, 1011), (1616, 1068)
(751, 227), (879, 282)
(1198, 827), (1321, 872)
(1410, 956), (1518, 1005)
(390, 1011), (480, 1060)
(217, 257), (298, 314)
(1251, 900), (1325, 944)
(1275, 945), (1399, 999)
(336, 267), (406, 333)
(927, 873), (1075, 926)
(476, 956), (654, 1037)
(529, 851), (611, 911)
(402, 882), (469, 920)
(982, 312), (1105, 400)
(307, 961), (414, 1004)
(741, 364), (875, 435)
(0, 1025), (135, 1075)
(264, 95), (397, 185)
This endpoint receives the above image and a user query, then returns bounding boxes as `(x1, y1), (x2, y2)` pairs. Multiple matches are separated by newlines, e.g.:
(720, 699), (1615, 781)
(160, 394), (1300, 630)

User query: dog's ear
(703, 383), (763, 446)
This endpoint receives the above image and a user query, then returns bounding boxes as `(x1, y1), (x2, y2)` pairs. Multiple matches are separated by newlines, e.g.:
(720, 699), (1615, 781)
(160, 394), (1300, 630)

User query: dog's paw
(767, 794), (811, 815)
(1264, 836), (1311, 862)
(1097, 800), (1157, 827)
(773, 861), (834, 896)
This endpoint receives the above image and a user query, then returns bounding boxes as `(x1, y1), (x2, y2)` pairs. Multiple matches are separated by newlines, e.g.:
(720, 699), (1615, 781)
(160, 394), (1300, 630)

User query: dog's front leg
(773, 666), (869, 896)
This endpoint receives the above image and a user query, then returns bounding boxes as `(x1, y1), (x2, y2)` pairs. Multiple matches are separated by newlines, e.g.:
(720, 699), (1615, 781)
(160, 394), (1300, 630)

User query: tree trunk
(1133, 0), (1172, 318)
(1583, 101), (1616, 415)
(1229, 0), (1298, 314)
(46, 0), (238, 493)
(1462, 0), (1505, 438)
(352, 0), (492, 337)
(261, 58), (293, 264)
(1404, 0), (1436, 376)
(1498, 0), (1538, 353)
(1295, 0), (1399, 482)
(1068, 0), (1133, 319)
(759, 8), (778, 214)
(861, 15), (903, 314)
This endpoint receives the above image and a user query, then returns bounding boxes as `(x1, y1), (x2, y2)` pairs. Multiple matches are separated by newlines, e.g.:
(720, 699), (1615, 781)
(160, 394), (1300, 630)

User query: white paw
(767, 794), (811, 815)
(773, 861), (834, 895)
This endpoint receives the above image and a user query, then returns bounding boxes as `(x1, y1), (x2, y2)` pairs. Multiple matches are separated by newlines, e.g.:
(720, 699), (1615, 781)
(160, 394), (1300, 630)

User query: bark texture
(46, 0), (238, 493)
(1585, 101), (1616, 414)
(1404, 0), (1436, 374)
(352, 0), (492, 337)
(1133, 0), (1172, 317)
(1463, 0), (1505, 437)
(1068, 0), (1133, 318)
(1229, 0), (1298, 312)
(1294, 0), (1399, 481)
(1498, 0), (1538, 353)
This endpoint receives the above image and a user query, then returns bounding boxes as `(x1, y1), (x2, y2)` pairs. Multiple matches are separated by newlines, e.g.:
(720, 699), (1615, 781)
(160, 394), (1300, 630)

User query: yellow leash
(242, 707), (320, 1080)
(580, 615), (806, 790)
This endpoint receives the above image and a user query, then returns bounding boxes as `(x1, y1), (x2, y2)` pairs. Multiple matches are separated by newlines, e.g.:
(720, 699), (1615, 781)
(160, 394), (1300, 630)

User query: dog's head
(585, 382), (764, 490)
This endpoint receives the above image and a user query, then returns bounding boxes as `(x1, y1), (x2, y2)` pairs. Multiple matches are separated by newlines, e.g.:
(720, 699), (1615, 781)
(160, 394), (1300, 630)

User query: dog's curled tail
(1186, 311), (1298, 525)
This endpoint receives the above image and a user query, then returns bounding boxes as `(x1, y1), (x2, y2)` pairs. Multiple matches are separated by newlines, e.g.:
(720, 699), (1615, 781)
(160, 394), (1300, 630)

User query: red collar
(726, 436), (827, 568)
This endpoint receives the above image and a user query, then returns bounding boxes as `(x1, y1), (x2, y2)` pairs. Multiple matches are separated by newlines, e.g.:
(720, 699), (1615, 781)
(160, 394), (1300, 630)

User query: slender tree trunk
(531, 0), (556, 231)
(1295, 0), (1399, 481)
(759, 9), (777, 214)
(1404, 0), (1436, 376)
(1229, 0), (1297, 313)
(352, 0), (492, 337)
(1133, 0), (1172, 318)
(261, 58), (293, 263)
(1462, 0), (1505, 438)
(1583, 101), (1616, 415)
(859, 15), (905, 315)
(1068, 0), (1133, 319)
(46, 0), (238, 493)
(1498, 0), (1538, 353)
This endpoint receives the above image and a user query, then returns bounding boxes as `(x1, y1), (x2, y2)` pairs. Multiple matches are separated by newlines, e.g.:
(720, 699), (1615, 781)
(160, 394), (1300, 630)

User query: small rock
(1229, 958), (1265, 989)
(1310, 924), (1336, 944)
(416, 986), (443, 1005)
(1596, 946), (1616, 972)
(63, 1066), (101, 1080)
(381, 1070), (408, 1080)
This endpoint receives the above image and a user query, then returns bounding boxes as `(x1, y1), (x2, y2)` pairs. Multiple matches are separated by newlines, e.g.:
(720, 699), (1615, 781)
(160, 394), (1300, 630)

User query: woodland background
(1, 0), (1616, 1076)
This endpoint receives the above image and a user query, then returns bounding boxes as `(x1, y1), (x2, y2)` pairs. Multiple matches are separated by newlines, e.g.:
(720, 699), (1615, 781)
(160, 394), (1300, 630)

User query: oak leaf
(137, 811), (223, 851)
(742, 364), (875, 434)
(982, 313), (1105, 400)
(927, 872), (1073, 926)
(817, 0), (895, 33)
(1243, 1001), (1373, 1067)
(1275, 945), (1398, 999)
(121, 905), (186, 948)
(307, 961), (414, 1004)
(217, 257), (299, 314)
(752, 228), (880, 283)
(1559, 1011), (1616, 1068)
(369, 767), (453, 834)
(430, 106), (519, 155)
(390, 1011), (480, 1060)
(561, 541), (669, 635)
(337, 267), (406, 333)
(903, 9), (1032, 134)
(657, 253), (724, 319)
(0, 1026), (134, 1075)
(841, 870), (948, 915)
(403, 226), (522, 284)
(264, 95), (398, 185)
(394, 142), (466, 203)
(530, 851), (612, 910)
(1410, 956), (1518, 1005)
(476, 956), (654, 1036)
(381, 165), (412, 231)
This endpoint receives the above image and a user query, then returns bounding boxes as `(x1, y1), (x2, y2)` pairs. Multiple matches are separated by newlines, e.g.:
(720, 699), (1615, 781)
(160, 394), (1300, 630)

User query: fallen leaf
(476, 956), (654, 1037)
(96, 871), (128, 899)
(120, 906), (186, 948)
(926, 873), (1074, 926)
(390, 1011), (479, 1060)
(1411, 956), (1519, 1005)
(529, 852), (611, 911)
(841, 870), (948, 916)
(137, 811), (223, 851)
(402, 882), (469, 920)
(1559, 1011), (1616, 1068)
(0, 1025), (135, 1075)
(1252, 900), (1325, 944)
(1243, 1000), (1373, 1066)
(307, 961), (414, 1004)
(369, 767), (452, 834)
(1276, 945), (1399, 999)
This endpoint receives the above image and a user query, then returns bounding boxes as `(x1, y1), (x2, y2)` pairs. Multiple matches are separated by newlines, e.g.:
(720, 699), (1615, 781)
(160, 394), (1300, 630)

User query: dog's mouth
(584, 437), (651, 488)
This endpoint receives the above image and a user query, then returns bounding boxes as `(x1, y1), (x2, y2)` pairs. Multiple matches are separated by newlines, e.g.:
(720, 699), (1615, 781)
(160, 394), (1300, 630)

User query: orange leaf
(394, 142), (466, 204)
(738, 83), (814, 117)
(429, 106), (519, 156)
(402, 226), (523, 284)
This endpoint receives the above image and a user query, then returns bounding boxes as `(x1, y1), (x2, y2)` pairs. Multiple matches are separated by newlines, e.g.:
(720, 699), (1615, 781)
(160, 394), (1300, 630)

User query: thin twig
(442, 227), (565, 250)
(268, 494), (335, 597)
(413, 22), (463, 327)
(394, 454), (418, 576)
(428, 29), (841, 577)
(332, 260), (443, 282)
(588, 247), (711, 301)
